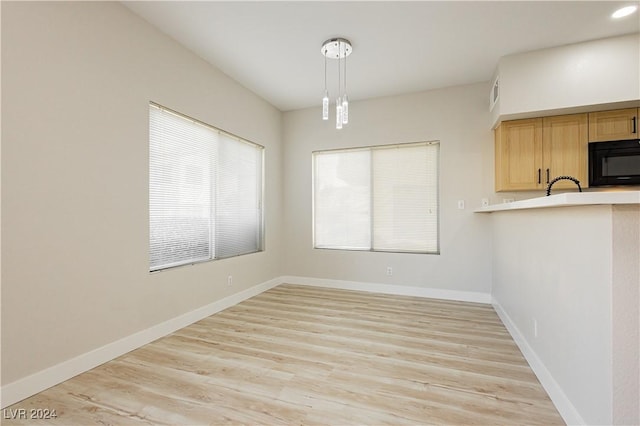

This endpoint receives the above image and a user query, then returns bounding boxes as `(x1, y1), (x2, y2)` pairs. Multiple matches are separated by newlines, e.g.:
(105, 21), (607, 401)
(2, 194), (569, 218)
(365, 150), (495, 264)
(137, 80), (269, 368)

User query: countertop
(474, 191), (640, 213)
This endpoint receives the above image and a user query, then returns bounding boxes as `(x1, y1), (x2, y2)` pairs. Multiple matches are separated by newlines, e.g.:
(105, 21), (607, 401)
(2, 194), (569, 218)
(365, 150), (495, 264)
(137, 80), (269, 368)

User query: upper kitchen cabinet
(495, 114), (588, 191)
(495, 118), (542, 191)
(543, 114), (589, 190)
(588, 108), (639, 142)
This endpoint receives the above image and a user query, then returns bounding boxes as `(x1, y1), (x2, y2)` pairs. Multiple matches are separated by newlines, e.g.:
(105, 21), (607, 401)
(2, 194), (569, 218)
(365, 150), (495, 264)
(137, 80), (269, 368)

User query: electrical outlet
(227, 275), (233, 286)
(386, 267), (393, 276)
(481, 198), (489, 207)
(457, 200), (465, 209)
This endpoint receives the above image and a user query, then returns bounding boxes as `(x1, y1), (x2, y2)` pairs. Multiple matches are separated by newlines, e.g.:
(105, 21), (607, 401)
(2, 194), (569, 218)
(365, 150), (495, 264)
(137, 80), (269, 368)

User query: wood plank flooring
(3, 284), (564, 425)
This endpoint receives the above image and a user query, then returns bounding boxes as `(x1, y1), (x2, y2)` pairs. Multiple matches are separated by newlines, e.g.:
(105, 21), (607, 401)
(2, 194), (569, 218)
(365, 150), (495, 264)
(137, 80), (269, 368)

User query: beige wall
(282, 83), (495, 294)
(1, 2), (283, 384)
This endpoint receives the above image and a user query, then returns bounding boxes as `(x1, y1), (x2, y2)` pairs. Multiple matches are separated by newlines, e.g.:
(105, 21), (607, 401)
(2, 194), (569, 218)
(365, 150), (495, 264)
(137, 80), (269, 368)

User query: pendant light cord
(337, 41), (341, 100)
(344, 45), (347, 95)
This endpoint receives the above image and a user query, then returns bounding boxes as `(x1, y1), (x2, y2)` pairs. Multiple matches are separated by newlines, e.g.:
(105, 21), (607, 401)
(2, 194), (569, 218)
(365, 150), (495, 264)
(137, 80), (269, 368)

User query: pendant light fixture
(322, 53), (329, 120)
(321, 38), (352, 129)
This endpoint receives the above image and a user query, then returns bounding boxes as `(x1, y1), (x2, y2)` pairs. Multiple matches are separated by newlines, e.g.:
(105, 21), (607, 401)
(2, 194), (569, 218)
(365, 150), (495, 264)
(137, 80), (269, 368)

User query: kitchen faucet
(546, 175), (582, 196)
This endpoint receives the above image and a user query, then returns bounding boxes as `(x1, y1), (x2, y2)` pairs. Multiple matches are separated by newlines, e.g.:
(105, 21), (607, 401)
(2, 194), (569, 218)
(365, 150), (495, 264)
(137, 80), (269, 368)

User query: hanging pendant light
(322, 49), (329, 120)
(322, 89), (329, 121)
(342, 46), (349, 124)
(342, 94), (349, 125)
(336, 44), (342, 130)
(321, 37), (352, 129)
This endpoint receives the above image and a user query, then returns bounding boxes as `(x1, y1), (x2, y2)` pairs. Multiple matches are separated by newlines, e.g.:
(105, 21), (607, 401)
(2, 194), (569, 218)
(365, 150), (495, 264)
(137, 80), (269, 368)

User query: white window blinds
(313, 149), (371, 250)
(149, 104), (263, 271)
(313, 141), (439, 254)
(216, 135), (263, 258)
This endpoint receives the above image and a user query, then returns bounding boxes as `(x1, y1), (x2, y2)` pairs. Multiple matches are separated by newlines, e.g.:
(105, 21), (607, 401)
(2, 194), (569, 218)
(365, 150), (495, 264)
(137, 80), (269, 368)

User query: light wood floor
(3, 284), (564, 425)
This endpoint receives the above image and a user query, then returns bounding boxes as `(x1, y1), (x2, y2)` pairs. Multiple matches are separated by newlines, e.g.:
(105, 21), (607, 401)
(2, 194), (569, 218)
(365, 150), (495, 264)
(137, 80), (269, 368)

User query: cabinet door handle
(538, 168), (541, 184)
(546, 169), (550, 184)
(632, 117), (637, 134)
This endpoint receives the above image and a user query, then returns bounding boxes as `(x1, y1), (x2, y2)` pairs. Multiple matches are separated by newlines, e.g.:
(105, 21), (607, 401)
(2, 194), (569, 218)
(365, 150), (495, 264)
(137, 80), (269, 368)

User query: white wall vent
(489, 75), (499, 112)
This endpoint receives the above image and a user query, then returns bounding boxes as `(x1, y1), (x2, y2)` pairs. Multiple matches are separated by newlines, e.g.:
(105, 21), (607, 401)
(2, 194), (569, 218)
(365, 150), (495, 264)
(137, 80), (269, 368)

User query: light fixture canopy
(321, 38), (353, 59)
(321, 38), (352, 129)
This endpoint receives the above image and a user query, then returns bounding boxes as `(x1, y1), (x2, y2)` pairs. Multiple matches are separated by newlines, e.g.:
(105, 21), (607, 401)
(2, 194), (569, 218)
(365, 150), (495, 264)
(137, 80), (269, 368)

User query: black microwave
(589, 139), (640, 186)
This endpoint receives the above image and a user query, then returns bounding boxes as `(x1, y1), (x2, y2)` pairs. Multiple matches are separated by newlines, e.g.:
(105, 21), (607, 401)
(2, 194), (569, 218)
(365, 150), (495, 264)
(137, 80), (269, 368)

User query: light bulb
(336, 97), (343, 130)
(342, 94), (349, 124)
(322, 91), (329, 120)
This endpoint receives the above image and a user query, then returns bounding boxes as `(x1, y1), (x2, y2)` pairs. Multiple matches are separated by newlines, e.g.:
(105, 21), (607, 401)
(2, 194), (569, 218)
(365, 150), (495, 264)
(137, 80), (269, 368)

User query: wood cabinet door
(495, 118), (543, 191)
(543, 114), (589, 190)
(588, 108), (639, 142)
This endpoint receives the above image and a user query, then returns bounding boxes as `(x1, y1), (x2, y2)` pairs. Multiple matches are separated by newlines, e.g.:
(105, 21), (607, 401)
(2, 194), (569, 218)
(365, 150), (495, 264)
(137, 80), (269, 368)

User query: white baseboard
(281, 275), (492, 304)
(492, 297), (585, 426)
(0, 277), (281, 409)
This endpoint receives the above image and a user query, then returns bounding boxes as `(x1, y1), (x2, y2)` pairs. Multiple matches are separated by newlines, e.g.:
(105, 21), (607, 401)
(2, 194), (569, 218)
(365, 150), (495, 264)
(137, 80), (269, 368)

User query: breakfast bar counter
(475, 191), (640, 213)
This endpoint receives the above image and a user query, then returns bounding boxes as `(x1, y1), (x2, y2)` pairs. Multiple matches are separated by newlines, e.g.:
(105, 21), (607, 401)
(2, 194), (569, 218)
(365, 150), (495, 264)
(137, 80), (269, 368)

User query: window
(313, 141), (439, 253)
(149, 103), (264, 272)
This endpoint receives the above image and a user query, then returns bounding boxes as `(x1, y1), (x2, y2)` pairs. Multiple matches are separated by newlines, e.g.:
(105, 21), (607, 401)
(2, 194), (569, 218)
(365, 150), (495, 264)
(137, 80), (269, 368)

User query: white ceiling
(123, 1), (640, 112)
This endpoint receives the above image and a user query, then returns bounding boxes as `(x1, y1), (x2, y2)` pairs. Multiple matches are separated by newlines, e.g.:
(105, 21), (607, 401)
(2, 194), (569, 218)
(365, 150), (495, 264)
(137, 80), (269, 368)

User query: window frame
(149, 102), (265, 272)
(312, 141), (440, 255)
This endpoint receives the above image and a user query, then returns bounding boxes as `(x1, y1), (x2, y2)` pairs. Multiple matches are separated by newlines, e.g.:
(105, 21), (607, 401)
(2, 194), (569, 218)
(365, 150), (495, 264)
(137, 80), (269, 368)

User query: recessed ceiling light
(612, 5), (638, 18)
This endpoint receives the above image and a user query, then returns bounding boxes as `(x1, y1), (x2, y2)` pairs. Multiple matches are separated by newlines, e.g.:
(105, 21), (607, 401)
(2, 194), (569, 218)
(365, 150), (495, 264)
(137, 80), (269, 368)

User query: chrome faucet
(546, 176), (582, 196)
